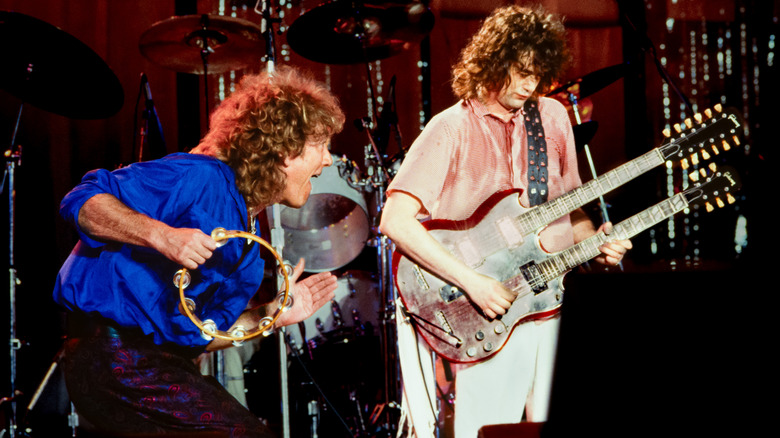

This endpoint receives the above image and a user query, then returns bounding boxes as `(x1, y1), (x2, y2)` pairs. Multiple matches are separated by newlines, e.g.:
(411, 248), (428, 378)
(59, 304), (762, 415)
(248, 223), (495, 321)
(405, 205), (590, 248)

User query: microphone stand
(254, 2), (291, 437)
(565, 92), (622, 271)
(622, 12), (693, 114)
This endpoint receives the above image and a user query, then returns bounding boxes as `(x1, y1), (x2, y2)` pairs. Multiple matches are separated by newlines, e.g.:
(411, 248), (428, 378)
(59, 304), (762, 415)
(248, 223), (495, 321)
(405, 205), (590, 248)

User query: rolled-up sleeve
(59, 168), (123, 248)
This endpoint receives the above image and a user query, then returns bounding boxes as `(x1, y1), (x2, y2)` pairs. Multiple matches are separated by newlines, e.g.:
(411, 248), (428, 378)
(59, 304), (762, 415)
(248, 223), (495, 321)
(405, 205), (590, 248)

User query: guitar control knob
(483, 342), (494, 352)
(466, 347), (477, 357)
(475, 330), (485, 341)
(494, 324), (505, 334)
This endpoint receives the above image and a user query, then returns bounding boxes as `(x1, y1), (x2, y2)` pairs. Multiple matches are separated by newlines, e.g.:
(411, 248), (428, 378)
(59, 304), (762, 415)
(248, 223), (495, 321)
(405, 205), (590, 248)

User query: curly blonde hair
(198, 66), (345, 210)
(451, 4), (571, 101)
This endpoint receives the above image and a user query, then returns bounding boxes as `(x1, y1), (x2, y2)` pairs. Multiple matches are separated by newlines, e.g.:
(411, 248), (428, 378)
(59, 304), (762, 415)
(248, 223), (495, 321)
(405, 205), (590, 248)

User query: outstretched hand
(275, 258), (337, 327)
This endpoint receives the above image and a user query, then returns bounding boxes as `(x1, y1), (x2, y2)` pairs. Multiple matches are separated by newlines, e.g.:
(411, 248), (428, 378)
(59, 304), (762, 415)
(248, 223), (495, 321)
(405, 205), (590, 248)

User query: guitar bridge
(435, 311), (462, 347)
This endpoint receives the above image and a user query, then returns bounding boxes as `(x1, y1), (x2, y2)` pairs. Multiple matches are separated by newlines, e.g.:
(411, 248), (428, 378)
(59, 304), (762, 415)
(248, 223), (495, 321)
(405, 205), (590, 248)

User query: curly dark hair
(198, 66), (345, 210)
(451, 4), (571, 101)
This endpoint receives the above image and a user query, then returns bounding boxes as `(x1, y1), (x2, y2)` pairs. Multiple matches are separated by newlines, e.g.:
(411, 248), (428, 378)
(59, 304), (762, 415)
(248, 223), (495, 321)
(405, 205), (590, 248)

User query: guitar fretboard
(526, 191), (691, 290)
(514, 147), (666, 235)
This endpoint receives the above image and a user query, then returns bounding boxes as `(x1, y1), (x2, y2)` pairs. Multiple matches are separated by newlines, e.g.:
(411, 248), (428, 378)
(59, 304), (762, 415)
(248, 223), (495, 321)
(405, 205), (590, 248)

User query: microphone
(141, 73), (154, 109)
(138, 72), (166, 160)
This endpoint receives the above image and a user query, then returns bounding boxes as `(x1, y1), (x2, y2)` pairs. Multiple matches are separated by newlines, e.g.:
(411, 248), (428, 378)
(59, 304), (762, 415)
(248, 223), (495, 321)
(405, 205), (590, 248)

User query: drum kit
(1, 2), (627, 437)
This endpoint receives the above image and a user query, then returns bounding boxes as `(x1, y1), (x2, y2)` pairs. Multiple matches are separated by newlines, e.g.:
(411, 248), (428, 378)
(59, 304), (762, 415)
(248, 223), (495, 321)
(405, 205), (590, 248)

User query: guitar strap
(523, 100), (548, 206)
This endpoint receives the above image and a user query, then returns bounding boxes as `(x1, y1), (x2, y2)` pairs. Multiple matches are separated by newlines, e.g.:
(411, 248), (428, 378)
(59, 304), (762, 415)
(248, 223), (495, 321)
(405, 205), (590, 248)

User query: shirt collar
(466, 98), (524, 123)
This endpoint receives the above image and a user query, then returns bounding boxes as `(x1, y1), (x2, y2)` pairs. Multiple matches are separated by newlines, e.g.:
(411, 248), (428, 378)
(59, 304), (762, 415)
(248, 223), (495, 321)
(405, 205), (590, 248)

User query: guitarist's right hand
(464, 273), (516, 320)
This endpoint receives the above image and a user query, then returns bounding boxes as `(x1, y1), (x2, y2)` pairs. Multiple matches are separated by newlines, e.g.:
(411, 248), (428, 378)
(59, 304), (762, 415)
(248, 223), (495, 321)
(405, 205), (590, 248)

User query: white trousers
(453, 317), (560, 438)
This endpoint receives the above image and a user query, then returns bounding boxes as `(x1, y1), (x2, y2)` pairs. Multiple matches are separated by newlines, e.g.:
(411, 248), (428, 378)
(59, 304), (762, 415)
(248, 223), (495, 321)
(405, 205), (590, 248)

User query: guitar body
(392, 189), (565, 364)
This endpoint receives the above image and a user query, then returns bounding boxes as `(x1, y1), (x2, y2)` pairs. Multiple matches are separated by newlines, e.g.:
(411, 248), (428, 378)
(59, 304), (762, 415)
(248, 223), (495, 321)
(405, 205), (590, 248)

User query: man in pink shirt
(380, 5), (631, 437)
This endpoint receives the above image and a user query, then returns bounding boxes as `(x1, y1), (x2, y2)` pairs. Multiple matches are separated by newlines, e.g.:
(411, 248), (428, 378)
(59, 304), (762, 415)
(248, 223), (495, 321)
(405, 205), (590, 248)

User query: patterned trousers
(61, 318), (274, 438)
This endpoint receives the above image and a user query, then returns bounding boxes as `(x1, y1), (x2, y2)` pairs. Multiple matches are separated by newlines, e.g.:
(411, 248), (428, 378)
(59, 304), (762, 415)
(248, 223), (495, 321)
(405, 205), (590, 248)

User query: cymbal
(139, 14), (264, 74)
(547, 63), (627, 99)
(0, 11), (124, 119)
(573, 120), (598, 151)
(287, 1), (435, 65)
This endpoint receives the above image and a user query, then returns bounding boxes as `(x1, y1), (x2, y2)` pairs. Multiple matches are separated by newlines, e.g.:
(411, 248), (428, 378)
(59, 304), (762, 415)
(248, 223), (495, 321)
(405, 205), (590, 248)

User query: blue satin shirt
(53, 153), (265, 348)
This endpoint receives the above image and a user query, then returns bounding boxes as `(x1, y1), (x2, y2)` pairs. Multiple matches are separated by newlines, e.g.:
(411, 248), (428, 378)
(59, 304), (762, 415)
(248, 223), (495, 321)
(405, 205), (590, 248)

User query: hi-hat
(287, 1), (434, 65)
(0, 11), (124, 119)
(139, 14), (265, 74)
(547, 63), (627, 99)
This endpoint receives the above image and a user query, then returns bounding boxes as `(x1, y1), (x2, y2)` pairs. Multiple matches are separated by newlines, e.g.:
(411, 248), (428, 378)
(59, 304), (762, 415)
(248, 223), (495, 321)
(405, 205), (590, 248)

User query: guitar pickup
(412, 264), (430, 290)
(521, 261), (547, 294)
(440, 284), (464, 303)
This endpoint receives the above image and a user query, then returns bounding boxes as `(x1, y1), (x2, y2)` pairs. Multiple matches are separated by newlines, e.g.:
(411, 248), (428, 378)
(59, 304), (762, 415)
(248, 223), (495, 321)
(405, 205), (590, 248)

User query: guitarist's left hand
(593, 222), (632, 266)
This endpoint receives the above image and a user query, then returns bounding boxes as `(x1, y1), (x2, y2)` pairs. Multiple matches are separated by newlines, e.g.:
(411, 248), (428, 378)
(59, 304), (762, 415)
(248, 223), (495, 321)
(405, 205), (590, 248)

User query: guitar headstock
(684, 165), (741, 213)
(660, 104), (745, 169)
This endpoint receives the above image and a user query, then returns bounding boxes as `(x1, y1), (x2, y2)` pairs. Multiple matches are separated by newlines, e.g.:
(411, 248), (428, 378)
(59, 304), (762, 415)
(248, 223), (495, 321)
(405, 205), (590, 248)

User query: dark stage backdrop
(0, 0), (774, 436)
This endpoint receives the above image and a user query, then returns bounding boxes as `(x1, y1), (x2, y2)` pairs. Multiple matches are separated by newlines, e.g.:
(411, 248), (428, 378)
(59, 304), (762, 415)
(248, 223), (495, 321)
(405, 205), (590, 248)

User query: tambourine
(174, 227), (291, 346)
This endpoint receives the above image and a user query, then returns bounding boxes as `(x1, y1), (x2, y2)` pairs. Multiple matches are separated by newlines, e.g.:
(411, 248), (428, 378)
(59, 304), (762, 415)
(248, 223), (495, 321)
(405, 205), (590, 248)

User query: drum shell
(287, 270), (379, 348)
(279, 155), (369, 273)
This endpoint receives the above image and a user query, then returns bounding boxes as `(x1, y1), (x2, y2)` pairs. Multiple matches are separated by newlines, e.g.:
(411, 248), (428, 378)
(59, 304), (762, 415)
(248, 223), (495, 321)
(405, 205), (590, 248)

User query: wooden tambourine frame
(175, 228), (291, 346)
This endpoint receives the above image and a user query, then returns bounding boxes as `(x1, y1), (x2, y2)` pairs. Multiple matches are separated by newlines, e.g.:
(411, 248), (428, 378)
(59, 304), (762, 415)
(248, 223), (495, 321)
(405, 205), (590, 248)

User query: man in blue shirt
(53, 66), (345, 437)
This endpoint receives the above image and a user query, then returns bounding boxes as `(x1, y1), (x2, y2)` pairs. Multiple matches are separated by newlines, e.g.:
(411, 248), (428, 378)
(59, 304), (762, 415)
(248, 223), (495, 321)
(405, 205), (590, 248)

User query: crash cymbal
(287, 1), (434, 65)
(139, 14), (264, 74)
(0, 11), (124, 119)
(573, 120), (598, 151)
(547, 63), (627, 99)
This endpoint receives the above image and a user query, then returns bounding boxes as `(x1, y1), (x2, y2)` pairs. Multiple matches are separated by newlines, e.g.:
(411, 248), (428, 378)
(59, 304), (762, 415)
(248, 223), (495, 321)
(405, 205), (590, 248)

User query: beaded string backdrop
(639, 0), (775, 267)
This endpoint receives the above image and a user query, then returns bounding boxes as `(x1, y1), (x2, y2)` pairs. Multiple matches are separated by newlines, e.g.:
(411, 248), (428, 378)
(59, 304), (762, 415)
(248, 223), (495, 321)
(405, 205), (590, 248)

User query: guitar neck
(524, 191), (690, 290)
(517, 148), (665, 233)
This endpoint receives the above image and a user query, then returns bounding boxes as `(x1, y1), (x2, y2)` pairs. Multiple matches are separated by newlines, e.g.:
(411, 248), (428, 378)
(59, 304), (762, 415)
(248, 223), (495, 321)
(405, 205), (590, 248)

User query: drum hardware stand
(2, 102), (25, 438)
(357, 119), (401, 437)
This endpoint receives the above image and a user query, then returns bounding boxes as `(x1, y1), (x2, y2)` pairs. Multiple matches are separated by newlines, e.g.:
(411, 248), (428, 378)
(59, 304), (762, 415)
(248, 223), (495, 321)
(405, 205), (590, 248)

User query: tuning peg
(699, 168), (708, 179)
(684, 118), (693, 129)
(681, 158), (690, 170)
(731, 135), (741, 146)
(709, 162), (718, 173)
(662, 128), (671, 138)
(689, 170), (699, 182)
(711, 144), (721, 155)
(691, 154), (700, 166)
(704, 108), (713, 118)
(701, 149), (711, 160)
(716, 197), (725, 208)
(727, 193), (736, 204)
(694, 113), (703, 124)
(714, 103), (723, 113)
(721, 139), (731, 151)
(705, 201), (714, 212)
(673, 123), (682, 133)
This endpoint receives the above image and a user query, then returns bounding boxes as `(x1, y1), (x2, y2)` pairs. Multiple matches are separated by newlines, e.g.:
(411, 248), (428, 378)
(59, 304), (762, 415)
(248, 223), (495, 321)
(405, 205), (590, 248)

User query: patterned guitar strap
(523, 100), (548, 206)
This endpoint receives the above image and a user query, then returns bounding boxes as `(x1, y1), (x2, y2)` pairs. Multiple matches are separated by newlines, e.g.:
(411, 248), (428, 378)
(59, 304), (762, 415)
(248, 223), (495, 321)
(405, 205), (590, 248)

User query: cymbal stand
(2, 103), (24, 438)
(195, 14), (218, 129)
(566, 92), (622, 270)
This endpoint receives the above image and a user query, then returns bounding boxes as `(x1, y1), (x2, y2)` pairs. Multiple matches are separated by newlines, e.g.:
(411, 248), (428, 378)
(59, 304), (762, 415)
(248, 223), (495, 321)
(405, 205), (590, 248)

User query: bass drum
(279, 154), (369, 273)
